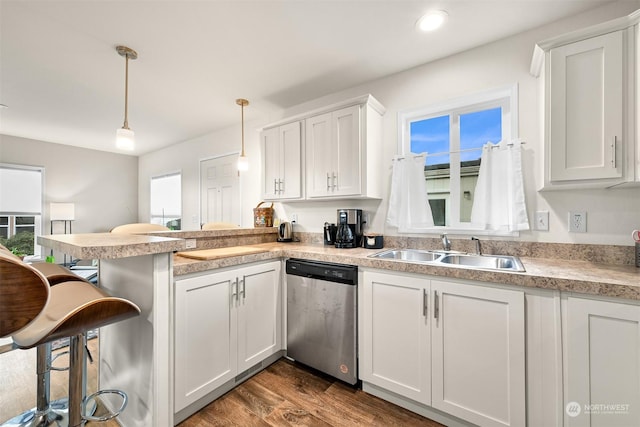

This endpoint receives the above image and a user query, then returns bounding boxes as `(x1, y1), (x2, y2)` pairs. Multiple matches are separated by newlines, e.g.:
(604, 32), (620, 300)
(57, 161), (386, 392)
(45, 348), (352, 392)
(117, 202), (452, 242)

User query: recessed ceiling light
(417, 10), (448, 32)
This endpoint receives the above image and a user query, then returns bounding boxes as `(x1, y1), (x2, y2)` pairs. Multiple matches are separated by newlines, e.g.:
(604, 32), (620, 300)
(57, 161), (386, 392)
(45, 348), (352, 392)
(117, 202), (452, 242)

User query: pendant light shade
(236, 98), (249, 171)
(116, 45), (138, 151)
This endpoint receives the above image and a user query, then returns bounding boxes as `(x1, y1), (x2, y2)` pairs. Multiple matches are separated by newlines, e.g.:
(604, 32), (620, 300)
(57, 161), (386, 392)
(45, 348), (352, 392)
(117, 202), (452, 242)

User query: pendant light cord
(240, 102), (245, 156)
(123, 54), (129, 129)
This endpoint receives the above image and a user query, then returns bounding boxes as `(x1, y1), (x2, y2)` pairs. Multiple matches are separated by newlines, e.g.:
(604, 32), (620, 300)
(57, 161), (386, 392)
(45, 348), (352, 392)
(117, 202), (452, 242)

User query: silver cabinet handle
(611, 136), (617, 168)
(326, 173), (331, 191)
(239, 276), (246, 300)
(423, 289), (428, 317)
(231, 278), (238, 303)
(273, 179), (278, 194)
(278, 179), (284, 194)
(332, 172), (337, 190)
(434, 290), (439, 320)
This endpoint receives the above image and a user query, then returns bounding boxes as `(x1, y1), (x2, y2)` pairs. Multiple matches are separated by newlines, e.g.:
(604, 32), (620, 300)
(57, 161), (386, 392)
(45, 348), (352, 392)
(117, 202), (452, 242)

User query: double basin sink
(369, 248), (525, 272)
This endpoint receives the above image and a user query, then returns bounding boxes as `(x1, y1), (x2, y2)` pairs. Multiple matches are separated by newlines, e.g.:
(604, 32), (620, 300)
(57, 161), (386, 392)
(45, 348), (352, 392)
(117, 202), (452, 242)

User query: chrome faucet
(471, 236), (482, 255)
(441, 233), (451, 251)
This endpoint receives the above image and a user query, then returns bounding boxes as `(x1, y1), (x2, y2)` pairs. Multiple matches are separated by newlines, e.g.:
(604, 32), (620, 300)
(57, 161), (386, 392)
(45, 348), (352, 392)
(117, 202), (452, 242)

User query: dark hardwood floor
(178, 359), (444, 427)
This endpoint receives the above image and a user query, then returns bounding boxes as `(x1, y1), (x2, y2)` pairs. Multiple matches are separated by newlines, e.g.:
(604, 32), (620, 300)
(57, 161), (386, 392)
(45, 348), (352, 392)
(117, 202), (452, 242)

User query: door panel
(200, 155), (240, 226)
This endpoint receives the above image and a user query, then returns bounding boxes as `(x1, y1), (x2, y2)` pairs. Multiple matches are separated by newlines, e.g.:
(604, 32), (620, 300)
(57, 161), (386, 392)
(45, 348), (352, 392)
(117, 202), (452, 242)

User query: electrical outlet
(535, 211), (549, 231)
(185, 239), (197, 249)
(568, 211), (587, 233)
(291, 213), (298, 224)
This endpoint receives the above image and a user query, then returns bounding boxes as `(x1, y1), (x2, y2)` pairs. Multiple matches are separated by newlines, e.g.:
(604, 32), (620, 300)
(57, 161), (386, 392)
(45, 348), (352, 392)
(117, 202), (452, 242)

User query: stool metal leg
(68, 334), (84, 427)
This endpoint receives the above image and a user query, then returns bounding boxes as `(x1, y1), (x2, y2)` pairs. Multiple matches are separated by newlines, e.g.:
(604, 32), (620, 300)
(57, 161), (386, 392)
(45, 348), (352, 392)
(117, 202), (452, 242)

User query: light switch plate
(535, 211), (549, 231)
(568, 211), (587, 233)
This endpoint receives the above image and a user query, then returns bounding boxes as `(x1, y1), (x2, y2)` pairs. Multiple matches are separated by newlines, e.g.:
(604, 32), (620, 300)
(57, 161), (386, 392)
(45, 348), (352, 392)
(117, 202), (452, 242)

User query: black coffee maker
(335, 209), (363, 248)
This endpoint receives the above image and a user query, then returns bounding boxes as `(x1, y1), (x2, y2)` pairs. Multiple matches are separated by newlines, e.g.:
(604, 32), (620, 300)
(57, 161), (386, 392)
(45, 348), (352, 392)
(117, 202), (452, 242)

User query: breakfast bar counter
(38, 233), (186, 427)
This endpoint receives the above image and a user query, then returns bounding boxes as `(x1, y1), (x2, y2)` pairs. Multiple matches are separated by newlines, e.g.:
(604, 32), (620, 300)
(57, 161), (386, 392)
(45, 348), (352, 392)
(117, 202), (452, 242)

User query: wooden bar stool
(0, 252), (140, 427)
(3, 259), (94, 427)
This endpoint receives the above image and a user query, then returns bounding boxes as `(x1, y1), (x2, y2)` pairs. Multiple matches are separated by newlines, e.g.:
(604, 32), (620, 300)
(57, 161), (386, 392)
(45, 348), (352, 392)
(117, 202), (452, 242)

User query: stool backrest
(110, 223), (170, 234)
(0, 251), (50, 338)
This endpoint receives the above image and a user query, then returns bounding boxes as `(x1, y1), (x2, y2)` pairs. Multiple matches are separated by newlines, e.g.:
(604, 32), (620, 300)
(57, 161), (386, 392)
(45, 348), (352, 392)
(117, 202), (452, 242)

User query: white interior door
(200, 155), (240, 226)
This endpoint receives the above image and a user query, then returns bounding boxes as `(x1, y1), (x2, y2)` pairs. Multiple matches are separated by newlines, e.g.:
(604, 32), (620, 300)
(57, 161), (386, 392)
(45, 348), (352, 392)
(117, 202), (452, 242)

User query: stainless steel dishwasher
(285, 258), (358, 385)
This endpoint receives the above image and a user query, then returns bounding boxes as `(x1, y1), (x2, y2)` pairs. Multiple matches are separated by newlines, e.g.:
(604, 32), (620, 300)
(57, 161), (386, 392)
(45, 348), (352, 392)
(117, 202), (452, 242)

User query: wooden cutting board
(176, 246), (269, 260)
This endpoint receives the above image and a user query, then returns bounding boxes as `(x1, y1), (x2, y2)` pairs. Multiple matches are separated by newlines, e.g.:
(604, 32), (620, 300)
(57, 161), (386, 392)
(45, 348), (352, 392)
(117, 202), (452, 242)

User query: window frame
(150, 171), (182, 230)
(397, 84), (519, 235)
(0, 163), (44, 257)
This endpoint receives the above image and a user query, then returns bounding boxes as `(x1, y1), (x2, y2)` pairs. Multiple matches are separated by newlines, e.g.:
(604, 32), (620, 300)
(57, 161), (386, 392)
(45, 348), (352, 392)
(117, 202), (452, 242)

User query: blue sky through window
(410, 107), (502, 166)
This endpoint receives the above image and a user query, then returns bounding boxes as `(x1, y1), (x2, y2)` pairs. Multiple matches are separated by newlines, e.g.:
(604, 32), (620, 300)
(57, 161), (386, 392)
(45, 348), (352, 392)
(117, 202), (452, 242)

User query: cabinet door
(431, 280), (525, 427)
(237, 261), (282, 373)
(332, 105), (362, 196)
(549, 31), (624, 181)
(361, 271), (431, 403)
(261, 127), (281, 199)
(305, 112), (334, 197)
(565, 297), (640, 427)
(279, 122), (302, 199)
(174, 272), (238, 412)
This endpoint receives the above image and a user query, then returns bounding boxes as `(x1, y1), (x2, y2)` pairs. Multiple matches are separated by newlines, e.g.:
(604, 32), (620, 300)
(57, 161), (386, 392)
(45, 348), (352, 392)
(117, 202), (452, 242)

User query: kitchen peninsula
(38, 233), (185, 427)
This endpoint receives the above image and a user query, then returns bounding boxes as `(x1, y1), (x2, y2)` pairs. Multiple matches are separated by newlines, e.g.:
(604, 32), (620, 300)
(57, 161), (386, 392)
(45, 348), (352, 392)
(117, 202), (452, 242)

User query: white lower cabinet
(430, 280), (525, 427)
(174, 261), (282, 412)
(361, 271), (431, 403)
(563, 295), (640, 427)
(361, 270), (526, 427)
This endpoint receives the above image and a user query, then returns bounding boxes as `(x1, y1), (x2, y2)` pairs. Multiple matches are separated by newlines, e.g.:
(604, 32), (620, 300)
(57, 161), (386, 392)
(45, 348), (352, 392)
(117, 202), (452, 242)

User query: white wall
(139, 0), (640, 246)
(138, 124), (261, 230)
(0, 134), (138, 233)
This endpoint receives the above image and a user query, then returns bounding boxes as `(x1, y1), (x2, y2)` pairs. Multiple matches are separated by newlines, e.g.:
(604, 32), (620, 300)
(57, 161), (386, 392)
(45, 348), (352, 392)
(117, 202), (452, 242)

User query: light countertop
(38, 233), (186, 259)
(174, 242), (640, 301)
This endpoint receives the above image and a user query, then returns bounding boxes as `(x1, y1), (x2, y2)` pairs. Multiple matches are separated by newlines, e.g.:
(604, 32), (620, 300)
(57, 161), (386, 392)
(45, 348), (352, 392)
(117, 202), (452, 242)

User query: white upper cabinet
(260, 94), (385, 201)
(531, 11), (640, 189)
(306, 105), (363, 198)
(548, 31), (624, 182)
(260, 121), (302, 200)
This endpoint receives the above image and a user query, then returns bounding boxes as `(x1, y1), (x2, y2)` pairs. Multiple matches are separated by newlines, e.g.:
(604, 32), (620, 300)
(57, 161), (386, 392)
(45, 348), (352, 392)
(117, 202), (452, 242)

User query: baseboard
(361, 382), (475, 427)
(173, 351), (284, 425)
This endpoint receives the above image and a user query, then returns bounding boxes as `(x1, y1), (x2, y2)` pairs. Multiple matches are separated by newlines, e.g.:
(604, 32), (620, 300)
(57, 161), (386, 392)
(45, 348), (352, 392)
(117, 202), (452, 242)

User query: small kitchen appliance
(335, 209), (363, 248)
(278, 221), (293, 242)
(363, 234), (384, 249)
(324, 222), (337, 245)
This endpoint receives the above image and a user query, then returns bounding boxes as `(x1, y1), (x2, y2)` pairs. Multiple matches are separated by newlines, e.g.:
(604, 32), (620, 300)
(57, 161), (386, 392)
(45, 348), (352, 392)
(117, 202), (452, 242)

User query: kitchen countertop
(38, 233), (186, 259)
(174, 242), (640, 301)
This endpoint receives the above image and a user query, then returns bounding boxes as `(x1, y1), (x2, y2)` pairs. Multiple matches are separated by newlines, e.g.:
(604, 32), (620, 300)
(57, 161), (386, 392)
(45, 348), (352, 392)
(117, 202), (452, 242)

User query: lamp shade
(116, 128), (135, 151)
(50, 203), (75, 221)
(237, 155), (249, 171)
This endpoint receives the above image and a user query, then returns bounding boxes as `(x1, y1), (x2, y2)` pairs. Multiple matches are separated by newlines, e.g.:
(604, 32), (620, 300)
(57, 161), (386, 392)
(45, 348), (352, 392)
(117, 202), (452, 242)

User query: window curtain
(387, 153), (434, 230)
(470, 141), (529, 231)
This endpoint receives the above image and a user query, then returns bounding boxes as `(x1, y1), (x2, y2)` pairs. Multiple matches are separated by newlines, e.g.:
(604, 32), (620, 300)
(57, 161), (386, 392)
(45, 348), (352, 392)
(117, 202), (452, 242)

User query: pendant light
(236, 98), (249, 171)
(116, 45), (138, 151)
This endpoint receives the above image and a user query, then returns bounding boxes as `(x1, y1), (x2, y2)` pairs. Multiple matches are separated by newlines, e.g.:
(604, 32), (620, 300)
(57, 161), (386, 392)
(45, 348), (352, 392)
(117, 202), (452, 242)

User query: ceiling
(0, 0), (616, 156)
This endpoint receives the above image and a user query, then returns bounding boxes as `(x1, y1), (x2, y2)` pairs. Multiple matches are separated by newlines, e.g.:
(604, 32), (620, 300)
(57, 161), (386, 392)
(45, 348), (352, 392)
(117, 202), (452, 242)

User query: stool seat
(12, 280), (139, 349)
(31, 262), (90, 286)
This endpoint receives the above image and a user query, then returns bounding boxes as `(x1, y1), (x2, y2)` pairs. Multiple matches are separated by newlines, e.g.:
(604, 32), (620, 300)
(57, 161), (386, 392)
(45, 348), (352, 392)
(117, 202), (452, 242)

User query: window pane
(150, 173), (181, 230)
(459, 107), (502, 222)
(16, 216), (35, 225)
(0, 217), (8, 226)
(411, 115), (451, 226)
(410, 115), (450, 166)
